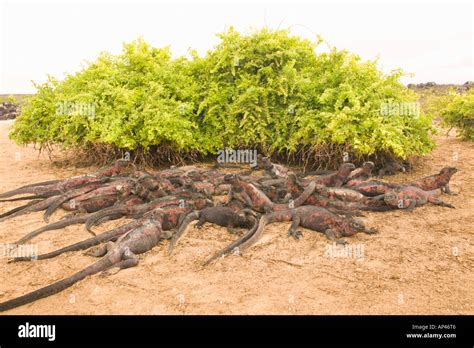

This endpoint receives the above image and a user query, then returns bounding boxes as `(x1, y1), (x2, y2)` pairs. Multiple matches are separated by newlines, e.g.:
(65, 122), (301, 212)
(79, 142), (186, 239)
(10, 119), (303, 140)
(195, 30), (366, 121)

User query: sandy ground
(0, 120), (472, 314)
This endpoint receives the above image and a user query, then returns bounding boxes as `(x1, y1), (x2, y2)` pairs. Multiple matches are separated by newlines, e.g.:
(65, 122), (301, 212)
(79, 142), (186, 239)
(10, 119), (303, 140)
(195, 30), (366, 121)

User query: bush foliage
(10, 28), (434, 167)
(440, 91), (474, 140)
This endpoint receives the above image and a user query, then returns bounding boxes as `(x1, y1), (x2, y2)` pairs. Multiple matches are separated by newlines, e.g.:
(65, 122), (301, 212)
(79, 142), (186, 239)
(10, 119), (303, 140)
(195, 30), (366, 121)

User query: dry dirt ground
(0, 120), (472, 315)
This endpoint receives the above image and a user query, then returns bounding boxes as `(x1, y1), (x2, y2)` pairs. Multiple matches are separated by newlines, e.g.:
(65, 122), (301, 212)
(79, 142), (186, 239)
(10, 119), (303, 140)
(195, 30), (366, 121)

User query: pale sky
(0, 0), (472, 94)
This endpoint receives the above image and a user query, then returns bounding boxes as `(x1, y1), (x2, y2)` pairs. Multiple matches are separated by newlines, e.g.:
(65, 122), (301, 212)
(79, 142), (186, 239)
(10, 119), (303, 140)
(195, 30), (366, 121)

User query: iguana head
(440, 167), (458, 176)
(314, 184), (327, 193)
(115, 158), (130, 167)
(193, 197), (214, 210)
(383, 191), (399, 207)
(349, 218), (366, 232)
(362, 161), (375, 171)
(224, 173), (239, 183)
(148, 208), (165, 221)
(338, 163), (356, 176)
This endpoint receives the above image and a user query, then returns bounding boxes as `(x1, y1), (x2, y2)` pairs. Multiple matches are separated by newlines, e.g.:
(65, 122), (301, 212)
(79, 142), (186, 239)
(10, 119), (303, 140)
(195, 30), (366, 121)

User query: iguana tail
(85, 206), (127, 233)
(292, 181), (316, 207)
(0, 199), (43, 220)
(11, 220), (139, 262)
(15, 215), (89, 245)
(167, 210), (200, 255)
(203, 214), (264, 266)
(0, 180), (60, 199)
(0, 255), (116, 312)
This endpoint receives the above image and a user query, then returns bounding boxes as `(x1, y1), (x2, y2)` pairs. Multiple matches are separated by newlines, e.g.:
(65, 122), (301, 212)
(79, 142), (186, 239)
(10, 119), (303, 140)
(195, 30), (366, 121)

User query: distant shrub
(440, 90), (474, 140)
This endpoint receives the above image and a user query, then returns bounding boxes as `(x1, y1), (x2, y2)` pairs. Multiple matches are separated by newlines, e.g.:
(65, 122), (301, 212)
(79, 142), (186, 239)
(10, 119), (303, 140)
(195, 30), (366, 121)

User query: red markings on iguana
(384, 186), (455, 211)
(204, 205), (377, 265)
(407, 167), (458, 194)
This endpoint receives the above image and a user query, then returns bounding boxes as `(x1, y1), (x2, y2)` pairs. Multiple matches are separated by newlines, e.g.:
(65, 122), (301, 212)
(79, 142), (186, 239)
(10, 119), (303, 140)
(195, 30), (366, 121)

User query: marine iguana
(347, 161), (375, 181)
(10, 201), (202, 263)
(167, 206), (258, 254)
(286, 173), (389, 213)
(383, 186), (455, 211)
(258, 156), (292, 178)
(204, 205), (377, 265)
(0, 159), (130, 200)
(312, 163), (356, 187)
(0, 208), (168, 312)
(224, 173), (316, 213)
(377, 161), (409, 178)
(407, 167), (458, 194)
(43, 178), (135, 222)
(0, 181), (106, 223)
(84, 195), (212, 233)
(351, 180), (402, 197)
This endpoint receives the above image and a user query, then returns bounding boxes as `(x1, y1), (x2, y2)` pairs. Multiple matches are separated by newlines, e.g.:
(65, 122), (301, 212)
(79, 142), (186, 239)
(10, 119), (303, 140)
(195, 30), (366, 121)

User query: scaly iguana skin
(0, 181), (105, 223)
(314, 184), (370, 203)
(10, 219), (145, 262)
(0, 159), (129, 200)
(204, 205), (377, 265)
(377, 161), (409, 178)
(131, 171), (174, 200)
(352, 167), (457, 199)
(224, 174), (316, 213)
(383, 186), (455, 211)
(0, 208), (168, 312)
(347, 161), (375, 181)
(13, 196), (145, 246)
(10, 202), (211, 262)
(44, 178), (135, 222)
(251, 178), (289, 203)
(258, 156), (292, 179)
(294, 163), (355, 187)
(312, 163), (356, 187)
(351, 180), (402, 197)
(167, 206), (257, 254)
(286, 174), (389, 213)
(84, 195), (211, 233)
(407, 167), (458, 194)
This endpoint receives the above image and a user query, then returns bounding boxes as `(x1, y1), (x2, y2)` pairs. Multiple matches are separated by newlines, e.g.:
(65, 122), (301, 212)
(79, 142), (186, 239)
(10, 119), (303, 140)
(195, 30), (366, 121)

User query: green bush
(10, 28), (434, 167)
(440, 90), (474, 140)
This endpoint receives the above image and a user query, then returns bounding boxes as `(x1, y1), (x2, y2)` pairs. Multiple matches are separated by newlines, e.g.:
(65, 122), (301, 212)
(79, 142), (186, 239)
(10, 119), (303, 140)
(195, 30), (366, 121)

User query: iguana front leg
(232, 190), (253, 208)
(443, 184), (457, 195)
(287, 212), (302, 240)
(194, 215), (206, 229)
(324, 229), (347, 245)
(226, 190), (234, 205)
(405, 200), (417, 212)
(240, 191), (253, 208)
